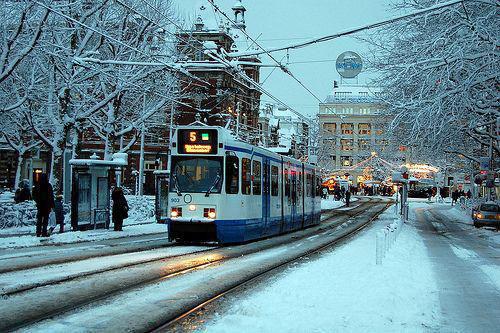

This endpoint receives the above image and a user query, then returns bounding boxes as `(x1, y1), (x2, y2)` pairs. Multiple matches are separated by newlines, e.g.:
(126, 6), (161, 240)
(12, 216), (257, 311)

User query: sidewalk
(0, 223), (165, 249)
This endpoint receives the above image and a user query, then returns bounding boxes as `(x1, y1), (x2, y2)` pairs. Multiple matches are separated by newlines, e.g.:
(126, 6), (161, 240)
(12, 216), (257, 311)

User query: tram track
(1, 198), (385, 332)
(155, 200), (391, 332)
(1, 198), (373, 296)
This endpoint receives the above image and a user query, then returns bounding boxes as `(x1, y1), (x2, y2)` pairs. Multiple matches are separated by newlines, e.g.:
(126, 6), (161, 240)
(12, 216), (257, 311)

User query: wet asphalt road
(414, 204), (500, 333)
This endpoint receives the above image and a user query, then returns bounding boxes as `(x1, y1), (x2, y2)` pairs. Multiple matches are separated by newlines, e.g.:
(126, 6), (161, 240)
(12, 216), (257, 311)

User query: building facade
(318, 83), (397, 183)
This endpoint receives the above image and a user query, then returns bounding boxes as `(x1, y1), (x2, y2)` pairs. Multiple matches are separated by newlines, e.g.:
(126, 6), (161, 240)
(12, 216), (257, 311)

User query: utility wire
(226, 0), (467, 58)
(208, 0), (323, 104)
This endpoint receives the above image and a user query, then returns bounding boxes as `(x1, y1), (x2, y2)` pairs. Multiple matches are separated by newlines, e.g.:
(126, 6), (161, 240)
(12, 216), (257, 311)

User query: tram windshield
(170, 156), (223, 194)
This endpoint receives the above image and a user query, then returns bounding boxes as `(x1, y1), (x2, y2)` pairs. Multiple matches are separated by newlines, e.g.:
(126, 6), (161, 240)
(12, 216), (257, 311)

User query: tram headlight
(189, 204), (196, 211)
(204, 208), (216, 219)
(171, 207), (182, 217)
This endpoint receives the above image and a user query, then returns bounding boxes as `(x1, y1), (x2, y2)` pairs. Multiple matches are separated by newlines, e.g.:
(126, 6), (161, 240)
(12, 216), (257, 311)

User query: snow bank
(202, 210), (440, 332)
(124, 195), (156, 225)
(320, 197), (344, 210)
(0, 200), (37, 229)
(320, 196), (358, 210)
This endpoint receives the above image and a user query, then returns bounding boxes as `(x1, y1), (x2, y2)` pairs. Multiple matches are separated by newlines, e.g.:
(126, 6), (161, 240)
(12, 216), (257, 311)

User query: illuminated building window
(358, 123), (371, 135)
(341, 156), (352, 167)
(341, 123), (353, 134)
(323, 123), (336, 132)
(341, 139), (353, 151)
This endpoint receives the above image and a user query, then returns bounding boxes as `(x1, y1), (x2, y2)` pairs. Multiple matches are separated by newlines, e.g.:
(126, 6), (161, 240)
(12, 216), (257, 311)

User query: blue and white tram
(167, 125), (322, 244)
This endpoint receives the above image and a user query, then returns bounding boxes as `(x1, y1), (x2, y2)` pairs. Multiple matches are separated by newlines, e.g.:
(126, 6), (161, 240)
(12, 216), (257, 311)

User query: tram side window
(306, 174), (311, 197)
(252, 160), (261, 195)
(297, 172), (302, 198)
(271, 166), (279, 196)
(225, 156), (239, 194)
(311, 175), (316, 198)
(316, 177), (322, 197)
(284, 169), (290, 197)
(242, 158), (251, 195)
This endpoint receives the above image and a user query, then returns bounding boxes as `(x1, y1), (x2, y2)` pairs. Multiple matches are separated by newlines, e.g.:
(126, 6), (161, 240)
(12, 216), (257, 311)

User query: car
(471, 202), (500, 229)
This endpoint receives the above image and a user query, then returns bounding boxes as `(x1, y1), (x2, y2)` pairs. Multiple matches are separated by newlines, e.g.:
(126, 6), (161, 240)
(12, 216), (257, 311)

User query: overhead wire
(207, 0), (324, 105)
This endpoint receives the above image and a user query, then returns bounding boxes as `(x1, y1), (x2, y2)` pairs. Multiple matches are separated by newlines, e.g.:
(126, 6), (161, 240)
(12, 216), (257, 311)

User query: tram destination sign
(178, 129), (218, 154)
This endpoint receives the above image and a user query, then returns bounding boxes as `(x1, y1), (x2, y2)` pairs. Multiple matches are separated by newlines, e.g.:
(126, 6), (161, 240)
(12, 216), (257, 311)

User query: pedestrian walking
(32, 173), (55, 237)
(53, 194), (65, 233)
(112, 187), (129, 231)
(466, 190), (472, 199)
(345, 189), (351, 207)
(451, 190), (458, 206)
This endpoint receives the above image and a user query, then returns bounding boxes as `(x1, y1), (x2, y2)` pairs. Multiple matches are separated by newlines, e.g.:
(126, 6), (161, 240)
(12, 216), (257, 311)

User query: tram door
(262, 159), (271, 235)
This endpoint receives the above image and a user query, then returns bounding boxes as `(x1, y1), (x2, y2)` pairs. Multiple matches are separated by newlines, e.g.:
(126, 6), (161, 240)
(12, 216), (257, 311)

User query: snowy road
(0, 198), (389, 332)
(414, 204), (500, 332)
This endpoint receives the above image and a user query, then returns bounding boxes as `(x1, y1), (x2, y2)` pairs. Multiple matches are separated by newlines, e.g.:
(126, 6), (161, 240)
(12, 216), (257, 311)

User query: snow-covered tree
(0, 109), (41, 187)
(365, 0), (499, 167)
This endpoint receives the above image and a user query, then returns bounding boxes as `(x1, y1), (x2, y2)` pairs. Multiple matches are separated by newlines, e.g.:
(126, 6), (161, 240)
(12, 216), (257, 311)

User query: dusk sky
(176, 0), (391, 116)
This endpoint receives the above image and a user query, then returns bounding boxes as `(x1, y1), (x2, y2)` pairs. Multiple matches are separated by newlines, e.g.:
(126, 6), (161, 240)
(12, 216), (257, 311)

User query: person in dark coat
(345, 189), (351, 207)
(14, 180), (32, 203)
(54, 194), (65, 233)
(112, 187), (128, 231)
(32, 173), (55, 237)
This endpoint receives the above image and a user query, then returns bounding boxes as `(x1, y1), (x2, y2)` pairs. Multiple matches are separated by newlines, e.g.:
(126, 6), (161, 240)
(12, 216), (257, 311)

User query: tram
(166, 125), (322, 244)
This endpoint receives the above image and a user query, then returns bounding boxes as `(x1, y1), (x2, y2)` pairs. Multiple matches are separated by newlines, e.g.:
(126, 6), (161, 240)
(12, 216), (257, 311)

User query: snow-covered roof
(70, 153), (128, 167)
(323, 84), (382, 104)
(233, 0), (246, 11)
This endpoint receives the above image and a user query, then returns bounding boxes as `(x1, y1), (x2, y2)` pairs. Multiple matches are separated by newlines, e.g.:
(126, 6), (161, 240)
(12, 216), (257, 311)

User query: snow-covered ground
(320, 195), (358, 210)
(202, 208), (440, 332)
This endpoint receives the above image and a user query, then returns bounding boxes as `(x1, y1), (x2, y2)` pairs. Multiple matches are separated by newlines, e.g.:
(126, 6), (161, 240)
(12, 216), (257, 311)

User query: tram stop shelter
(154, 170), (170, 223)
(69, 153), (128, 231)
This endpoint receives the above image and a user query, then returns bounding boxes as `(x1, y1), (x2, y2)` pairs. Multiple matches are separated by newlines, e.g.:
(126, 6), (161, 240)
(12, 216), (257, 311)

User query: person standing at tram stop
(345, 188), (351, 207)
(112, 187), (129, 231)
(32, 173), (55, 237)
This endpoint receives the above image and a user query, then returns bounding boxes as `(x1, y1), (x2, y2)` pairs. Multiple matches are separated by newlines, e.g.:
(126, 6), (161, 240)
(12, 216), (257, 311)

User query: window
(358, 139), (371, 151)
(306, 173), (312, 197)
(284, 169), (290, 197)
(341, 156), (352, 167)
(316, 177), (322, 196)
(341, 139), (354, 151)
(271, 166), (279, 196)
(297, 172), (302, 198)
(242, 158), (251, 195)
(225, 155), (239, 194)
(323, 123), (336, 133)
(171, 157), (223, 193)
(341, 123), (353, 134)
(252, 160), (261, 195)
(358, 123), (371, 135)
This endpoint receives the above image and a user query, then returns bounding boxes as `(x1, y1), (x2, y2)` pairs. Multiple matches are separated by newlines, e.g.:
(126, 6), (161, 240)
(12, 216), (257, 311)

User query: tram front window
(171, 156), (223, 194)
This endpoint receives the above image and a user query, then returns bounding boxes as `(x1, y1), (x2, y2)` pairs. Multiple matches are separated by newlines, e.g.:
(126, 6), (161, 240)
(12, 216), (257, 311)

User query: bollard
(376, 231), (384, 265)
